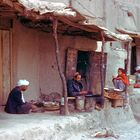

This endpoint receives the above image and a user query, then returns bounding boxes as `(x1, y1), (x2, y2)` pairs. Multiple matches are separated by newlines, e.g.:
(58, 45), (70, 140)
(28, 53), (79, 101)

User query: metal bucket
(76, 96), (85, 111)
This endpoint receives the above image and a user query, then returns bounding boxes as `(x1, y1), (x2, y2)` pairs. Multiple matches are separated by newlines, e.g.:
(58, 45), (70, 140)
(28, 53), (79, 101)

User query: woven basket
(111, 99), (123, 108)
(104, 91), (123, 100)
(44, 103), (60, 111)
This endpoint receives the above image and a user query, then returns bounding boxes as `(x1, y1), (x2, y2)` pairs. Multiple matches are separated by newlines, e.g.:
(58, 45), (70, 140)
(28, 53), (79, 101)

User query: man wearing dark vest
(5, 79), (37, 114)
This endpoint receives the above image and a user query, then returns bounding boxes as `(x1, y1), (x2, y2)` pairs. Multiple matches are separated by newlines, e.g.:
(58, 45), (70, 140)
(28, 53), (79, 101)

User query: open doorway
(76, 51), (90, 90)
(65, 48), (107, 94)
(131, 46), (137, 74)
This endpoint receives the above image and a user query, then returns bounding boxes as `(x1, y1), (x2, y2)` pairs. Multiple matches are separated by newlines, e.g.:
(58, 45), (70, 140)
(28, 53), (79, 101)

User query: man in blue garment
(67, 72), (88, 97)
(67, 72), (103, 110)
(5, 79), (37, 114)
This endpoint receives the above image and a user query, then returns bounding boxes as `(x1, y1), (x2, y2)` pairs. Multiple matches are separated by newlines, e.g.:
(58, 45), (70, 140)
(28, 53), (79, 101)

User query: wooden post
(69, 0), (72, 7)
(126, 42), (132, 75)
(0, 31), (2, 105)
(124, 41), (132, 106)
(100, 31), (106, 106)
(52, 18), (69, 115)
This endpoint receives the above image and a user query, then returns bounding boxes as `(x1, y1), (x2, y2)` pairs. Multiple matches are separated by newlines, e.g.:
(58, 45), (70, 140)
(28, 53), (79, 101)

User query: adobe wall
(72, 0), (140, 86)
(70, 0), (136, 87)
(71, 0), (105, 26)
(39, 33), (98, 96)
(12, 0), (140, 100)
(12, 19), (97, 101)
(104, 0), (140, 86)
(13, 19), (40, 101)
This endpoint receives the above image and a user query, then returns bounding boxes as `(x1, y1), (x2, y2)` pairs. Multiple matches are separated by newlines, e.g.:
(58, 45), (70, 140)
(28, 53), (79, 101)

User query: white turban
(17, 79), (29, 86)
(135, 66), (140, 71)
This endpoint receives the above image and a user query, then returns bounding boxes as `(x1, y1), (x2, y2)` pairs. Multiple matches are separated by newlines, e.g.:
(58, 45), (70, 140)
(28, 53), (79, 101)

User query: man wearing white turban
(5, 79), (37, 114)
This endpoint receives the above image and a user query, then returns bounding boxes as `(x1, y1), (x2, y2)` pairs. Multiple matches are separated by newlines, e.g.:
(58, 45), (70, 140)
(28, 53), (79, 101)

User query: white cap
(135, 66), (140, 71)
(17, 79), (29, 86)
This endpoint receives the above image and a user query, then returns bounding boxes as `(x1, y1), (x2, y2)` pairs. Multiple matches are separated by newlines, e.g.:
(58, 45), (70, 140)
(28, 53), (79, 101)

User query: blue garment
(5, 87), (25, 114)
(113, 79), (126, 91)
(67, 79), (83, 97)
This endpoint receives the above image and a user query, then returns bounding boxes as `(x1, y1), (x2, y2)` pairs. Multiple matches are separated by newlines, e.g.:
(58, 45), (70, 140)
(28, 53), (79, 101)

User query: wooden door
(89, 52), (107, 94)
(65, 48), (78, 79)
(0, 30), (12, 105)
(0, 31), (2, 105)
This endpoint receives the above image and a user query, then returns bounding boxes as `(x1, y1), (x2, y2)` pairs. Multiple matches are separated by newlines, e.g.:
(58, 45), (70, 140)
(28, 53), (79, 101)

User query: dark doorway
(76, 51), (90, 89)
(65, 49), (107, 94)
(131, 46), (137, 74)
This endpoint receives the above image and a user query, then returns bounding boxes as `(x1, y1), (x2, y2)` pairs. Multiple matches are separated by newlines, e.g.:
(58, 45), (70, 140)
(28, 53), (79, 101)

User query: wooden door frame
(0, 29), (15, 105)
(0, 30), (3, 104)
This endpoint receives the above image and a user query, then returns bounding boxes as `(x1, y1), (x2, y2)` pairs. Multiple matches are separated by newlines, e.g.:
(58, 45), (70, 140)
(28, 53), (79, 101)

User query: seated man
(5, 79), (38, 114)
(67, 72), (88, 97)
(67, 72), (103, 110)
(112, 68), (129, 91)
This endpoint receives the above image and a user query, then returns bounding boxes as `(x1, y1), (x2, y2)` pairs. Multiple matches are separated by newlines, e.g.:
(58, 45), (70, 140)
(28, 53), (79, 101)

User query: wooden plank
(116, 28), (140, 39)
(89, 52), (107, 94)
(0, 18), (12, 29)
(13, 2), (24, 13)
(0, 0), (13, 7)
(59, 16), (99, 33)
(0, 0), (24, 14)
(67, 97), (76, 100)
(9, 29), (15, 89)
(0, 12), (15, 18)
(2, 30), (11, 104)
(0, 31), (3, 105)
(65, 48), (78, 79)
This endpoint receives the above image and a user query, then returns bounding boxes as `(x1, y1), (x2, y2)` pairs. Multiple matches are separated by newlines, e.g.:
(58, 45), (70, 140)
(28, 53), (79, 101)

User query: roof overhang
(0, 0), (132, 42)
(116, 28), (140, 39)
(103, 29), (132, 42)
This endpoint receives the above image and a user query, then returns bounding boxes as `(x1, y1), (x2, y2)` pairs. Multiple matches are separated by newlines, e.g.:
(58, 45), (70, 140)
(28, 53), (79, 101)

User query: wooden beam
(59, 16), (99, 33)
(11, 0), (18, 2)
(0, 0), (24, 14)
(0, 31), (3, 105)
(0, 11), (16, 17)
(13, 2), (24, 13)
(100, 31), (106, 108)
(116, 28), (140, 39)
(0, 0), (13, 8)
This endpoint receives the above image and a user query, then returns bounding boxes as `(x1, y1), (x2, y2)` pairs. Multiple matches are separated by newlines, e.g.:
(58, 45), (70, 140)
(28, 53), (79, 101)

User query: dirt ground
(0, 92), (140, 140)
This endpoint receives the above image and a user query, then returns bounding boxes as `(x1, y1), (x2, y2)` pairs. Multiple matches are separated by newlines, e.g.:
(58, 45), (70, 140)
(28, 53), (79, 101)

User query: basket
(111, 99), (124, 108)
(104, 91), (123, 100)
(44, 105), (60, 111)
(43, 102), (60, 111)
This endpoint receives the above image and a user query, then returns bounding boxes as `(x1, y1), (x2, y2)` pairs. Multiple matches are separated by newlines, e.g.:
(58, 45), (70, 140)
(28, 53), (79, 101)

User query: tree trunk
(52, 19), (69, 115)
